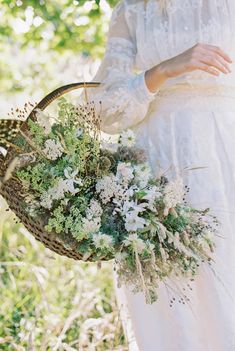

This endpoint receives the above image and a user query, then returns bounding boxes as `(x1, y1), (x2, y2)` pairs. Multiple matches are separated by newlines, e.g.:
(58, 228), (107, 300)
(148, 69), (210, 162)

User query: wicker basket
(0, 82), (103, 261)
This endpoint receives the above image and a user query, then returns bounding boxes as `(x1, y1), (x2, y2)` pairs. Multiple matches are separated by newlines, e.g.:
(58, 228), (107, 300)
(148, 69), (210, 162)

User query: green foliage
(28, 118), (48, 145)
(0, 0), (119, 94)
(163, 208), (189, 233)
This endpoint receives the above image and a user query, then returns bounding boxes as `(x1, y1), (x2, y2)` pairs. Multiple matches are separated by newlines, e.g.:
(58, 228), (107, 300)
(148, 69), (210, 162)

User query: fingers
(199, 54), (231, 74)
(192, 43), (233, 75)
(197, 63), (220, 76)
(202, 44), (233, 64)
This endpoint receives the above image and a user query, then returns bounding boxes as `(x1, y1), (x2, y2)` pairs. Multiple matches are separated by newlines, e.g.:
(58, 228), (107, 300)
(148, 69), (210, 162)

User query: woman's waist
(149, 82), (235, 113)
(157, 81), (235, 98)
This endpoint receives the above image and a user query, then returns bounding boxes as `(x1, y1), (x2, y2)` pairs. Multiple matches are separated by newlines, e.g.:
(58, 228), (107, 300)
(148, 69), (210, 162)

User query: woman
(86, 0), (235, 350)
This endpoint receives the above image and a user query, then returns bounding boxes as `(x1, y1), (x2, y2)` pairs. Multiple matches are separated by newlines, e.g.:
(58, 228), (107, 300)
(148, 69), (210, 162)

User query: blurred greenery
(0, 199), (127, 350)
(0, 0), (118, 95)
(0, 0), (129, 349)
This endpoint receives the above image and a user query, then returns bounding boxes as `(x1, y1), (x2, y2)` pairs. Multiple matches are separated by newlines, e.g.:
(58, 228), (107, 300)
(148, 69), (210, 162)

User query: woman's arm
(84, 0), (158, 135)
(145, 43), (233, 93)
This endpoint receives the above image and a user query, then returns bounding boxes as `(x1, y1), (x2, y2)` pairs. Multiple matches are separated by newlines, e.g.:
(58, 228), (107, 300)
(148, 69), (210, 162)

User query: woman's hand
(145, 43), (233, 93)
(162, 42), (232, 77)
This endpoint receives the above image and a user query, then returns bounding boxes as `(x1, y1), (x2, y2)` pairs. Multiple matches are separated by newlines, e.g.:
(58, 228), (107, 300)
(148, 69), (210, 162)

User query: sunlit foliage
(0, 0), (118, 94)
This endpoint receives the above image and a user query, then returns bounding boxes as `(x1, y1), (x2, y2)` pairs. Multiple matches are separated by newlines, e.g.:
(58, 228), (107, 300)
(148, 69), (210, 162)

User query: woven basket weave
(0, 82), (103, 261)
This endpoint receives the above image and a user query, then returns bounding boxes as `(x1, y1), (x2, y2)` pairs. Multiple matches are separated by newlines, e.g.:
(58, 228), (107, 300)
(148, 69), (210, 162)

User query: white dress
(86, 1), (235, 350)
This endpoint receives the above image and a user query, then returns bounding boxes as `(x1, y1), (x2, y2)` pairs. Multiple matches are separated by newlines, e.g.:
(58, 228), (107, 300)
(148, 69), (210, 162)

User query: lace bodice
(86, 0), (235, 134)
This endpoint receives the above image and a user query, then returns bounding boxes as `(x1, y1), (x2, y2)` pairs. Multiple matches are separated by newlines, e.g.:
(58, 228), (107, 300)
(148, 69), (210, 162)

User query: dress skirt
(113, 86), (235, 351)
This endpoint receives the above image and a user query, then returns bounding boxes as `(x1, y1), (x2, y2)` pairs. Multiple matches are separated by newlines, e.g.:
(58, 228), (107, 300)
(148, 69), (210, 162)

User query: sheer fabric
(84, 1), (235, 350)
(86, 0), (235, 135)
(84, 0), (158, 134)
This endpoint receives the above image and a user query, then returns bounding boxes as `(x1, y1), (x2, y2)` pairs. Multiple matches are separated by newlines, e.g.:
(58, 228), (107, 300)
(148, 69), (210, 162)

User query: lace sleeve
(84, 0), (158, 134)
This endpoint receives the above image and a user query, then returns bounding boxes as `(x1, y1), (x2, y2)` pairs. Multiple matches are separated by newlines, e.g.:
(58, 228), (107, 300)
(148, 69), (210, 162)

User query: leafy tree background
(0, 0), (118, 96)
(0, 1), (129, 349)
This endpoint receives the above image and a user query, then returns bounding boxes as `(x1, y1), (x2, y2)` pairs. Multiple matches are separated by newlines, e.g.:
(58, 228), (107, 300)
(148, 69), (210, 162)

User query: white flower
(40, 192), (53, 209)
(64, 167), (83, 194)
(121, 199), (148, 216)
(116, 162), (134, 183)
(43, 139), (64, 160)
(92, 232), (114, 249)
(50, 179), (67, 200)
(86, 199), (103, 219)
(113, 184), (129, 203)
(163, 177), (185, 215)
(141, 186), (162, 212)
(61, 179), (79, 195)
(96, 173), (117, 204)
(142, 186), (162, 203)
(113, 184), (139, 207)
(124, 184), (139, 197)
(64, 167), (78, 179)
(35, 108), (51, 135)
(117, 198), (149, 231)
(40, 174), (80, 209)
(123, 233), (146, 253)
(133, 163), (153, 188)
(119, 129), (136, 147)
(124, 211), (148, 232)
(82, 217), (101, 233)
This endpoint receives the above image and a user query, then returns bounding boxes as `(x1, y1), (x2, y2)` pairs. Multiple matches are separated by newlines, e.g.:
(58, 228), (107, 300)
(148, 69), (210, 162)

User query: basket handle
(28, 81), (101, 122)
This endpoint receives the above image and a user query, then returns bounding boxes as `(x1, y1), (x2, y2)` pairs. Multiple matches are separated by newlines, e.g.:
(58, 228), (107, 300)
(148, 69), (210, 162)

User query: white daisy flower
(124, 211), (148, 232)
(92, 232), (114, 249)
(119, 129), (136, 147)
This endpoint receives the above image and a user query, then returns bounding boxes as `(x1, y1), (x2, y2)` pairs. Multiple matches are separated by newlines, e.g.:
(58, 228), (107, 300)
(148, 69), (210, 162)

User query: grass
(0, 198), (128, 351)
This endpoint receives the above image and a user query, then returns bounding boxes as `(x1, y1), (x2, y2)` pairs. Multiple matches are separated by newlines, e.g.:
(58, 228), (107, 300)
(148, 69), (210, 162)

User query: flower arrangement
(11, 98), (218, 304)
